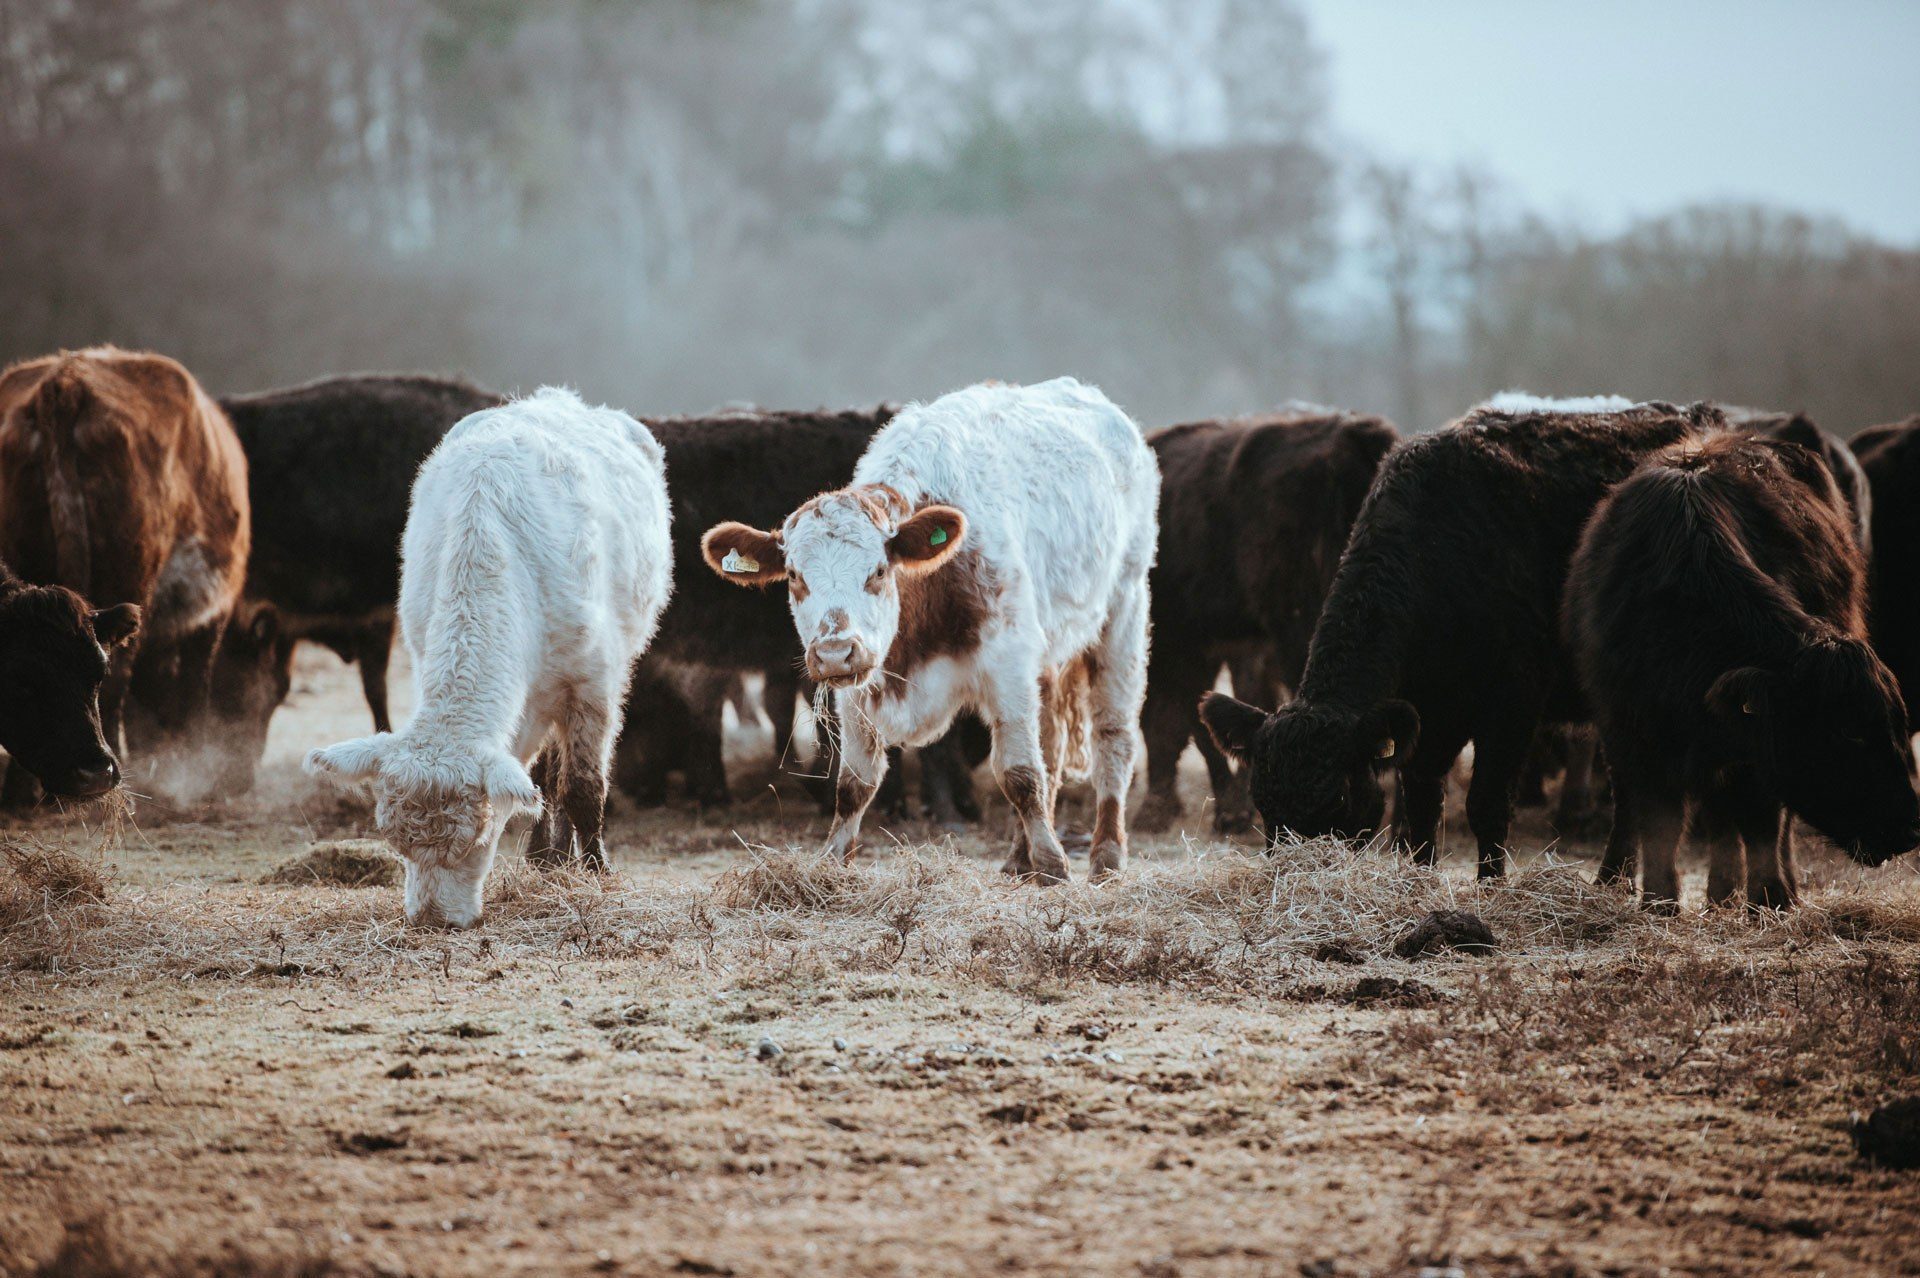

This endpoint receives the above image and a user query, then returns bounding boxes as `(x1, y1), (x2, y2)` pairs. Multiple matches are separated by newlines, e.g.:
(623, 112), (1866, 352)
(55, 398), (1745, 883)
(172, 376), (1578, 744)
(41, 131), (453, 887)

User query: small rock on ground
(1854, 1096), (1920, 1169)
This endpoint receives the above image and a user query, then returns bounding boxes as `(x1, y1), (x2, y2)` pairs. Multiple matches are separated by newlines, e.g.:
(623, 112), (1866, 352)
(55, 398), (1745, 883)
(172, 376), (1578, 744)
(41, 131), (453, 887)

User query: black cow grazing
(0, 561), (140, 798)
(1137, 408), (1397, 834)
(1850, 416), (1920, 726)
(1566, 431), (1920, 908)
(613, 655), (740, 807)
(214, 372), (506, 728)
(1201, 397), (1720, 878)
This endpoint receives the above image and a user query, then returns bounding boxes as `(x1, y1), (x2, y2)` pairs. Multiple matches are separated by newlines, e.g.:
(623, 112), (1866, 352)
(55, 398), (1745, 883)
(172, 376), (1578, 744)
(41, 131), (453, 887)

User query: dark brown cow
(1566, 431), (1920, 908)
(1851, 416), (1920, 726)
(0, 348), (247, 798)
(1201, 398), (1720, 878)
(1137, 408), (1397, 834)
(0, 560), (140, 797)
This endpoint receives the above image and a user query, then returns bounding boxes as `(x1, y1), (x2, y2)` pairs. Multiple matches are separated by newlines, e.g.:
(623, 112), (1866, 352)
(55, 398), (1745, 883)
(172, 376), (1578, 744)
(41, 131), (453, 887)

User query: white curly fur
(306, 387), (671, 927)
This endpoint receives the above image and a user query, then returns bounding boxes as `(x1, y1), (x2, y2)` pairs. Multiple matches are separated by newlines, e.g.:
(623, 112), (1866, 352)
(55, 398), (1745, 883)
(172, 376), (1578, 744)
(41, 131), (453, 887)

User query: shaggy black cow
(1851, 416), (1920, 725)
(0, 561), (140, 798)
(1566, 432), (1920, 908)
(1136, 408), (1397, 834)
(1201, 398), (1719, 877)
(1729, 409), (1872, 551)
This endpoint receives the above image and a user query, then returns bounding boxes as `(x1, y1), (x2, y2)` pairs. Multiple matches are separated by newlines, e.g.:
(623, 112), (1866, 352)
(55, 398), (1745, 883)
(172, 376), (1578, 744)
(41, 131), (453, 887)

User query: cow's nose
(807, 637), (871, 684)
(69, 761), (119, 797)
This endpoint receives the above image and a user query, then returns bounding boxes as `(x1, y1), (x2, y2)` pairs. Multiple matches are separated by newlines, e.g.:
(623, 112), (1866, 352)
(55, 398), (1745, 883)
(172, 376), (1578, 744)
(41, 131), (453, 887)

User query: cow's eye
(865, 567), (888, 593)
(789, 573), (807, 601)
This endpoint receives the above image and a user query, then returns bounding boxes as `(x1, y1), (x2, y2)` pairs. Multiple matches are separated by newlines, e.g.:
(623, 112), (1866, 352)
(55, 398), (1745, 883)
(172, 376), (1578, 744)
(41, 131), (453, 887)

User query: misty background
(3, 0), (1916, 435)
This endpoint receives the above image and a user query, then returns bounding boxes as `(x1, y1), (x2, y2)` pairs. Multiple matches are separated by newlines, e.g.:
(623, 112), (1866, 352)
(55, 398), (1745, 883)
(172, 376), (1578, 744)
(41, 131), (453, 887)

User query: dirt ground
(3, 647), (1919, 1278)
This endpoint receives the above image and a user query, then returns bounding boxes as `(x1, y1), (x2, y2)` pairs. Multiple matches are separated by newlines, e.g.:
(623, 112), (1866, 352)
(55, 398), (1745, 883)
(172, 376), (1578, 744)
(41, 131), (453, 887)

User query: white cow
(702, 378), (1157, 883)
(305, 387), (672, 927)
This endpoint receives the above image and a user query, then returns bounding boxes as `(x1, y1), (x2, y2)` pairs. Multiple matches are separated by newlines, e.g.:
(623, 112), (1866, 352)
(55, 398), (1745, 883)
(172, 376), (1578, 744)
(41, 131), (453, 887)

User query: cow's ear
(1200, 692), (1268, 761)
(1361, 699), (1420, 766)
(245, 604), (279, 646)
(702, 522), (786, 587)
(1706, 667), (1776, 729)
(889, 505), (966, 574)
(90, 604), (140, 649)
(482, 751), (542, 818)
(304, 733), (394, 783)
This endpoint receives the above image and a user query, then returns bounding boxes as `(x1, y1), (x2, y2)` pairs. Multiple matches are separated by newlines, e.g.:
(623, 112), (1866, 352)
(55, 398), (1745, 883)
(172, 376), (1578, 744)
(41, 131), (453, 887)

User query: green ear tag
(928, 527), (948, 547)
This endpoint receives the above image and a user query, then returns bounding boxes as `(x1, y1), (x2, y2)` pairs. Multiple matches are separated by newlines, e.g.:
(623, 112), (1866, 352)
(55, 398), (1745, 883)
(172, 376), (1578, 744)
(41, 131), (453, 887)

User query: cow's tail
(20, 361), (93, 589)
(1047, 655), (1094, 787)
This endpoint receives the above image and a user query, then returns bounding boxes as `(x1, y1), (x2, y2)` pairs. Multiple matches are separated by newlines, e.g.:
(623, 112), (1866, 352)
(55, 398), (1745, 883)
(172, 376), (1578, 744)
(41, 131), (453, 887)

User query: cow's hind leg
(1135, 653), (1208, 834)
(1087, 584), (1149, 881)
(526, 746), (573, 869)
(1464, 706), (1540, 880)
(1693, 789), (1745, 907)
(1737, 795), (1796, 910)
(560, 689), (619, 873)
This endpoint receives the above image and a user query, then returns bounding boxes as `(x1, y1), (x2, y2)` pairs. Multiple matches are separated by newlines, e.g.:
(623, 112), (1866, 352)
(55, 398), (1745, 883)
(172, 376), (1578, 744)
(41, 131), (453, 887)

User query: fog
(2, 0), (1915, 433)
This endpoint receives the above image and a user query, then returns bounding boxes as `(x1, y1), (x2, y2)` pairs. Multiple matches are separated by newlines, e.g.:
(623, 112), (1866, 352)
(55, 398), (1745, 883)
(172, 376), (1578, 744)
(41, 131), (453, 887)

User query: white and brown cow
(306, 388), (673, 927)
(703, 378), (1158, 883)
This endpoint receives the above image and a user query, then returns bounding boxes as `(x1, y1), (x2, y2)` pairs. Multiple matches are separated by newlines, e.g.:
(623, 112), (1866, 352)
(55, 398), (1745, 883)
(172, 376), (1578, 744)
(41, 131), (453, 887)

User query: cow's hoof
(1641, 894), (1680, 917)
(1132, 798), (1178, 834)
(1090, 843), (1126, 882)
(1026, 849), (1071, 886)
(1000, 851), (1032, 878)
(1747, 878), (1798, 911)
(1212, 807), (1254, 836)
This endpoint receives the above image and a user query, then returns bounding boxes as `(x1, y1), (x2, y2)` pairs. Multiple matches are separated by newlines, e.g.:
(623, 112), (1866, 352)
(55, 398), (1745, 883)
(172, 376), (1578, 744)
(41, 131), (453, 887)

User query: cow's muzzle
(806, 636), (876, 688)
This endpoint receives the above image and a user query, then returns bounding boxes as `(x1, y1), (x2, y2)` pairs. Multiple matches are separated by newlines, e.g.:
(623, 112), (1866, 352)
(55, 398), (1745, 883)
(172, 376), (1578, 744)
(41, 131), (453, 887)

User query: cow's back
(853, 379), (1157, 653)
(1568, 432), (1865, 749)
(647, 407), (894, 667)
(1149, 411), (1395, 678)
(220, 374), (504, 622)
(0, 347), (247, 630)
(1301, 400), (1716, 711)
(401, 391), (671, 675)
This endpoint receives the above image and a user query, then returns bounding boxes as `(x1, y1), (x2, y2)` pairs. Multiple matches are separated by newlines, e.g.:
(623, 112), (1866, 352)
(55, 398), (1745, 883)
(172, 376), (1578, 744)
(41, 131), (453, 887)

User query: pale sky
(1294, 0), (1920, 244)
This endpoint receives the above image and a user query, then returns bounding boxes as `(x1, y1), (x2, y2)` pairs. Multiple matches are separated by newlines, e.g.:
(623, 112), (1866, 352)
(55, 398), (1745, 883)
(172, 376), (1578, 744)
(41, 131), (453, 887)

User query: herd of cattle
(1, 347), (1918, 925)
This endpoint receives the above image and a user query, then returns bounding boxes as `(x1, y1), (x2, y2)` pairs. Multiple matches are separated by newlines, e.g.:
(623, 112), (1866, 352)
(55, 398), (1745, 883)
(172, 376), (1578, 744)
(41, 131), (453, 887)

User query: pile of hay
(261, 840), (401, 888)
(0, 837), (110, 974)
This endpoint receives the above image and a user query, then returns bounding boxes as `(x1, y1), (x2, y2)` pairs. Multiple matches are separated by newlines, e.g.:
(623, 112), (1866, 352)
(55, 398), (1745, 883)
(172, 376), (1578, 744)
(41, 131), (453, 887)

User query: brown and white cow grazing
(702, 378), (1158, 883)
(0, 347), (247, 795)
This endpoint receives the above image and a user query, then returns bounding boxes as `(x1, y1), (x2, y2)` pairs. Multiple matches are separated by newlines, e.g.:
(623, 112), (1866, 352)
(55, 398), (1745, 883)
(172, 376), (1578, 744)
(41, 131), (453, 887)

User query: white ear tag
(722, 549), (760, 574)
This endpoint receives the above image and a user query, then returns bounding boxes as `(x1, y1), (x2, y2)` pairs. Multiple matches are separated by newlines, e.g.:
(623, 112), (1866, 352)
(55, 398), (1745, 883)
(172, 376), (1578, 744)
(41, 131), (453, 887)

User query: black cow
(1851, 416), (1920, 726)
(1136, 409), (1397, 834)
(1566, 431), (1920, 908)
(0, 561), (140, 798)
(1201, 399), (1720, 878)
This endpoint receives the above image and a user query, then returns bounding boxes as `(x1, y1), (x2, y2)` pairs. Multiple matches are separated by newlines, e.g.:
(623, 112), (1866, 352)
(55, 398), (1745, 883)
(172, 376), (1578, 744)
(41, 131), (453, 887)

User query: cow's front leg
(824, 691), (887, 864)
(985, 673), (1069, 886)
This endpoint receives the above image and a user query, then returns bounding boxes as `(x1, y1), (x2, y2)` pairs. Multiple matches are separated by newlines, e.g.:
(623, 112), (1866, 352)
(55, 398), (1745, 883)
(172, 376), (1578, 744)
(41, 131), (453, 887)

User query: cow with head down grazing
(703, 378), (1158, 883)
(305, 387), (672, 928)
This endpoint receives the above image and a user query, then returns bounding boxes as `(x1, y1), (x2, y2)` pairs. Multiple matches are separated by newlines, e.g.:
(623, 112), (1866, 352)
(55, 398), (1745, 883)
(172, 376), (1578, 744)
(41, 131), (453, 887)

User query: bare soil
(3, 647), (1919, 1277)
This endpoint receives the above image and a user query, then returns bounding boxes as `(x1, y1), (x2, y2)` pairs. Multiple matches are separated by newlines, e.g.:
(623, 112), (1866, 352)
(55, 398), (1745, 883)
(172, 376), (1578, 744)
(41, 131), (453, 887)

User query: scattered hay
(0, 838), (110, 974)
(260, 840), (401, 888)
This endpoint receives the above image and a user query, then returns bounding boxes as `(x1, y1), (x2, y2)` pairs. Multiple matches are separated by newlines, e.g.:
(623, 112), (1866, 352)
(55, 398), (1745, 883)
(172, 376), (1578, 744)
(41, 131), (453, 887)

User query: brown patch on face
(1001, 765), (1045, 821)
(883, 549), (996, 688)
(835, 772), (873, 823)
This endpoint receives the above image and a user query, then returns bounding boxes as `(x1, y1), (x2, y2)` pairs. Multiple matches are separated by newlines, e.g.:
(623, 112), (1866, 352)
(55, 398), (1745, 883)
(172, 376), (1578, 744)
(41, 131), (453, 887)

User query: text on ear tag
(1375, 740), (1395, 759)
(928, 527), (948, 547)
(722, 549), (760, 574)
